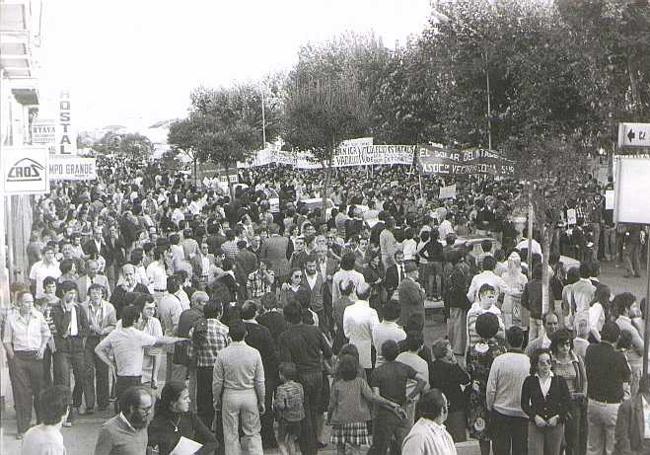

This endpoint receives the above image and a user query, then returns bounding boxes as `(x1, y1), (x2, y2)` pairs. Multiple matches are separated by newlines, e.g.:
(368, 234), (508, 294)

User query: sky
(36, 0), (432, 132)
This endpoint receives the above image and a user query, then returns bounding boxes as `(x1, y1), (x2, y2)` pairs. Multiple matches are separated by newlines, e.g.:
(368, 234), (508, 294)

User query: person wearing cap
(398, 261), (425, 328)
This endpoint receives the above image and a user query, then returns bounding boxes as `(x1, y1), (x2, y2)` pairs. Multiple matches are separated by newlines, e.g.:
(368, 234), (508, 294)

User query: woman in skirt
(327, 354), (404, 454)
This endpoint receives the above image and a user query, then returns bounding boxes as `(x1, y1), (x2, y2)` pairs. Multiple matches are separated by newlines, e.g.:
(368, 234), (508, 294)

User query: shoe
(84, 408), (95, 415)
(150, 382), (158, 390)
(635, 274), (641, 278)
(317, 442), (328, 449)
(16, 433), (24, 440)
(108, 396), (117, 403)
(63, 420), (72, 428)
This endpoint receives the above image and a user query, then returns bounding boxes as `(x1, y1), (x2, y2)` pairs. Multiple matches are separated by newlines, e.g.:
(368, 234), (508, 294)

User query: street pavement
(1, 258), (643, 455)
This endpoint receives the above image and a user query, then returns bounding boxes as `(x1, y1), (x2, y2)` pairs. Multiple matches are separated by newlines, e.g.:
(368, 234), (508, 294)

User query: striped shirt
(274, 380), (305, 422)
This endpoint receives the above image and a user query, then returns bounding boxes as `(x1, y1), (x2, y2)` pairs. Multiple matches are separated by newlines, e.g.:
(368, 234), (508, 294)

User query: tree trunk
(322, 161), (331, 223)
(541, 223), (551, 315)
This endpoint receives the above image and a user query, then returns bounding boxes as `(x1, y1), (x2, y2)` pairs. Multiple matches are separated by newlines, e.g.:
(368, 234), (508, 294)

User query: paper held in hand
(169, 436), (202, 455)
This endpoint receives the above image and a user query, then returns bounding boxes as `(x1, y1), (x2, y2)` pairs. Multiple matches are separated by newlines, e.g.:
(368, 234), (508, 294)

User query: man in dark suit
(102, 224), (126, 289)
(76, 259), (111, 302)
(615, 376), (650, 454)
(235, 240), (258, 301)
(241, 301), (279, 449)
(260, 224), (290, 283)
(50, 281), (91, 425)
(83, 226), (105, 259)
(398, 261), (425, 327)
(302, 254), (327, 332)
(385, 250), (405, 300)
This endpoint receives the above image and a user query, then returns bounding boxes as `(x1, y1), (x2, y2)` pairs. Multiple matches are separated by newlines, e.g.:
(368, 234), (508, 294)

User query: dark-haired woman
(148, 382), (217, 455)
(550, 329), (587, 455)
(521, 349), (571, 455)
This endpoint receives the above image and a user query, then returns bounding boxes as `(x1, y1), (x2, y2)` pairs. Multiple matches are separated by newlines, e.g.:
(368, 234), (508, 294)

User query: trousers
(528, 421), (564, 455)
(222, 389), (263, 455)
(53, 347), (90, 413)
(587, 399), (619, 455)
(370, 408), (412, 454)
(10, 351), (43, 434)
(297, 370), (322, 455)
(72, 336), (109, 410)
(490, 411), (528, 455)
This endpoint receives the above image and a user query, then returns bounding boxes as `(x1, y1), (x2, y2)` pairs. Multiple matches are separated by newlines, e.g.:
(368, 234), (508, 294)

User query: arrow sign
(619, 123), (650, 148)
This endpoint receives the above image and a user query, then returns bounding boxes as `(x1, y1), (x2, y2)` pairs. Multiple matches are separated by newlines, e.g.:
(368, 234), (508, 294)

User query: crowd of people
(2, 155), (649, 455)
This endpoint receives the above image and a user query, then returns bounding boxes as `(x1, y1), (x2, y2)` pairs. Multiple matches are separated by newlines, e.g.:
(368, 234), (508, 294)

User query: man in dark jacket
(615, 376), (650, 454)
(50, 281), (90, 426)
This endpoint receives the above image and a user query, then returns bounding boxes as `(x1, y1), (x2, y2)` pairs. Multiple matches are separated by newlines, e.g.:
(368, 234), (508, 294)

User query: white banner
(330, 145), (415, 167)
(439, 184), (457, 199)
(49, 157), (97, 181)
(1, 147), (50, 194)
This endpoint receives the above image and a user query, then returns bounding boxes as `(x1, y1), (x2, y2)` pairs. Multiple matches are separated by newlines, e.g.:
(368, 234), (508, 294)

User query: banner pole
(643, 226), (650, 377)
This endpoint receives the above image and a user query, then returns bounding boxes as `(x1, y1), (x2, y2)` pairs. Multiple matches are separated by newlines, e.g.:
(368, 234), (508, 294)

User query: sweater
(94, 414), (148, 455)
(328, 377), (374, 424)
(521, 374), (571, 422)
(486, 351), (530, 418)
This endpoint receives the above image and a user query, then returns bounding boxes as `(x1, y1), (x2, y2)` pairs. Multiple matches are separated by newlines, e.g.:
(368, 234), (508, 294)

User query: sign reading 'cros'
(1, 147), (50, 194)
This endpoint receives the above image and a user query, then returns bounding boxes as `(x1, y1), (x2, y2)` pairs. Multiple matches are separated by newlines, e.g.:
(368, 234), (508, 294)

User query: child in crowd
(328, 354), (404, 455)
(273, 362), (305, 455)
(466, 284), (505, 351)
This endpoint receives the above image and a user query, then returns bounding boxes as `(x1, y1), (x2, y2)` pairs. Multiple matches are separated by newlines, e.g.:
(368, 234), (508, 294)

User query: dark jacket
(244, 321), (279, 383)
(148, 412), (217, 455)
(521, 374), (571, 422)
(615, 393), (648, 455)
(50, 302), (90, 353)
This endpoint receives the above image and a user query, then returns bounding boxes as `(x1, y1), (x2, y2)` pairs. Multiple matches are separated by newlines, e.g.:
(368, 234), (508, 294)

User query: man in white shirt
(401, 390), (457, 455)
(29, 245), (61, 299)
(372, 302), (406, 367)
(157, 275), (189, 385)
(466, 256), (508, 304)
(95, 305), (185, 412)
(3, 291), (51, 438)
(146, 246), (170, 297)
(343, 282), (379, 373)
(396, 333), (430, 426)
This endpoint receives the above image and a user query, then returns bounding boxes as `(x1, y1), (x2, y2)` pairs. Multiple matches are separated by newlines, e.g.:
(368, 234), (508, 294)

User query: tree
(283, 77), (371, 218)
(118, 133), (153, 161)
(169, 83), (281, 191)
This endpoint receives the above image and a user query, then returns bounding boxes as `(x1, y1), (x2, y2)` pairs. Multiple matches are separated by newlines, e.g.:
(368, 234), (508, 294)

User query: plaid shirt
(189, 318), (230, 367)
(273, 380), (305, 422)
(246, 270), (274, 298)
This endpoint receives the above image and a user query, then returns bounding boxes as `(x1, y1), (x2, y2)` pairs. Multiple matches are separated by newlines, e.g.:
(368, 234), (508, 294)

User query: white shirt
(30, 260), (61, 298)
(372, 320), (406, 367)
(146, 261), (167, 292)
(343, 300), (379, 369)
(537, 372), (554, 398)
(68, 304), (79, 337)
(95, 326), (157, 377)
(467, 271), (509, 303)
(401, 418), (457, 455)
(396, 351), (430, 398)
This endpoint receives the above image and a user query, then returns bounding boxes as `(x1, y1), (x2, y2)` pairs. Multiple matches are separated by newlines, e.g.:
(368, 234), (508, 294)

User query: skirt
(330, 422), (369, 446)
